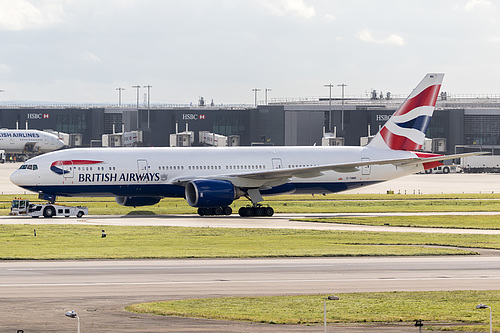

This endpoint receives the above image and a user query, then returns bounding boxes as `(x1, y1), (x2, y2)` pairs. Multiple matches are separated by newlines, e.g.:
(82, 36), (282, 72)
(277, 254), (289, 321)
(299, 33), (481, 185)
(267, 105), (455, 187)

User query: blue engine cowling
(115, 196), (162, 207)
(185, 179), (236, 207)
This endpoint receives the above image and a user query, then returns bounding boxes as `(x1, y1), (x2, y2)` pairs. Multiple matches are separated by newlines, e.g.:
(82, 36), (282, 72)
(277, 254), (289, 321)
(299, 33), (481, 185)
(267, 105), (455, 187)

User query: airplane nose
(9, 169), (24, 186)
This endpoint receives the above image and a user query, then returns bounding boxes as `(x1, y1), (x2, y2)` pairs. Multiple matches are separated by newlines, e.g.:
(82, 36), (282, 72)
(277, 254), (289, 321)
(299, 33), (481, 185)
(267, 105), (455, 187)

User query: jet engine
(185, 179), (242, 207)
(115, 196), (162, 207)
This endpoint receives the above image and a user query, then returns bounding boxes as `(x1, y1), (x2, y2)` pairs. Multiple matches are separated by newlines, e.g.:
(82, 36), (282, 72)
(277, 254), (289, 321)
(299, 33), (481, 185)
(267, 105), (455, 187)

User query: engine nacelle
(185, 179), (238, 207)
(115, 196), (162, 207)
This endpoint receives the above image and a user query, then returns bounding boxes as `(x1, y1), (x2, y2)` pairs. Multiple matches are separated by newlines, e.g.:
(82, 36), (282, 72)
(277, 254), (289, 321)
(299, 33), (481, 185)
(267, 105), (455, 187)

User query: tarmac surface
(2, 162), (500, 332)
(2, 256), (500, 332)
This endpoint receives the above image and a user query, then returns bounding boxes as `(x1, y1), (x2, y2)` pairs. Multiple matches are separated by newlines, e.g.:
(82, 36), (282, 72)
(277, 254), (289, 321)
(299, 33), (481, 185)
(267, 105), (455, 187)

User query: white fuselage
(0, 129), (65, 154)
(10, 146), (424, 198)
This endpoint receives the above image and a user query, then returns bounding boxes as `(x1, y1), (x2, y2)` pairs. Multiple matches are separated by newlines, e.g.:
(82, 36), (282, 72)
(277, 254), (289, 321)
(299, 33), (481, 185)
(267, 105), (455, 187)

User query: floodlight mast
(65, 310), (80, 333)
(476, 304), (492, 333)
(338, 83), (347, 131)
(132, 85), (141, 127)
(324, 84), (334, 133)
(116, 87), (125, 107)
(252, 88), (261, 107)
(323, 295), (339, 333)
(265, 88), (272, 105)
(143, 85), (152, 129)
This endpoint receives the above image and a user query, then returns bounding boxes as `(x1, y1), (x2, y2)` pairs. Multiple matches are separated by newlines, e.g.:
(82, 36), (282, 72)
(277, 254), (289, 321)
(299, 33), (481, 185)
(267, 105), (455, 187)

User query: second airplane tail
(368, 73), (444, 151)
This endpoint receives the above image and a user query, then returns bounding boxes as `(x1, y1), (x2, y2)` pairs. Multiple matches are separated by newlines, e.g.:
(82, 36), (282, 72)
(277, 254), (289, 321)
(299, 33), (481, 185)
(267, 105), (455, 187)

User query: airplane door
(361, 158), (371, 175)
(137, 159), (149, 173)
(272, 158), (282, 169)
(63, 160), (74, 178)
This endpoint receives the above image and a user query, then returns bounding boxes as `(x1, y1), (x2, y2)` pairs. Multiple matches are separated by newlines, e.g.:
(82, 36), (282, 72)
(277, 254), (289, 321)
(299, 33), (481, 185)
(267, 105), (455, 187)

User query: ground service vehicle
(9, 198), (88, 218)
(461, 155), (500, 173)
(423, 164), (459, 174)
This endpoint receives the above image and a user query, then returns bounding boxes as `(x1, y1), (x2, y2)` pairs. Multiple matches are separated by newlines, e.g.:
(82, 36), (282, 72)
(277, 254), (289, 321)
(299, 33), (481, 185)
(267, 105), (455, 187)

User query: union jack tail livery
(368, 73), (444, 151)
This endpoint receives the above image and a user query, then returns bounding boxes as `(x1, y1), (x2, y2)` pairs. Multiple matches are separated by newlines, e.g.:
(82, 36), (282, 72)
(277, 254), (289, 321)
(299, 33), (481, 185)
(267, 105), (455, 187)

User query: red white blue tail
(368, 73), (444, 151)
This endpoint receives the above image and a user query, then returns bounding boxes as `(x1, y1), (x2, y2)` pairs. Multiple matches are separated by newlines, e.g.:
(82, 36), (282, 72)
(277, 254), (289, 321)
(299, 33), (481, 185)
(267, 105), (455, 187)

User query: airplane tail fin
(367, 73), (444, 151)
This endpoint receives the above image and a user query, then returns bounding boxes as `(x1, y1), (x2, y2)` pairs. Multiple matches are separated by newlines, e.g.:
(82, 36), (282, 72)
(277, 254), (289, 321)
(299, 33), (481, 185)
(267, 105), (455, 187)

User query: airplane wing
(171, 151), (487, 187)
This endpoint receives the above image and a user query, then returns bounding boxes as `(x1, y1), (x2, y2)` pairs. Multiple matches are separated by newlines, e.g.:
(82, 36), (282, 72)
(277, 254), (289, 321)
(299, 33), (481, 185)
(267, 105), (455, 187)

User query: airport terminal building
(1, 95), (500, 155)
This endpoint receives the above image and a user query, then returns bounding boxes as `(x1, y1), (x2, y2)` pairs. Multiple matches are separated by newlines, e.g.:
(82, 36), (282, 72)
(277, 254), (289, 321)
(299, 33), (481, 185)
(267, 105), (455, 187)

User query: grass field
(126, 290), (499, 331)
(298, 215), (500, 229)
(2, 224), (499, 259)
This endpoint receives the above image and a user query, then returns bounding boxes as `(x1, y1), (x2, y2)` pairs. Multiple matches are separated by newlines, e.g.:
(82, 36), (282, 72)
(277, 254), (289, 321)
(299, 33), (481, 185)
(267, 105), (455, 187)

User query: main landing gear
(197, 206), (232, 216)
(238, 188), (275, 217)
(195, 189), (275, 217)
(238, 205), (274, 217)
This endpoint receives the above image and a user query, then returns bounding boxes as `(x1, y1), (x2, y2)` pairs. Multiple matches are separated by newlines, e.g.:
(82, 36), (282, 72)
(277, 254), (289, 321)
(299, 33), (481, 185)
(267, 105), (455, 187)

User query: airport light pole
(265, 88), (272, 105)
(116, 87), (125, 107)
(65, 310), (80, 333)
(476, 304), (492, 333)
(252, 88), (261, 107)
(132, 85), (141, 128)
(324, 84), (334, 133)
(323, 295), (339, 333)
(338, 83), (347, 132)
(143, 85), (152, 129)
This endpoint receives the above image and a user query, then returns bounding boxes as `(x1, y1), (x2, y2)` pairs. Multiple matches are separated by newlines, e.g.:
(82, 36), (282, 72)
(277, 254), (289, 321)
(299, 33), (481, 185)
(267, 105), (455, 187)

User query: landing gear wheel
(238, 204), (274, 217)
(43, 206), (55, 218)
(238, 207), (254, 217)
(198, 206), (233, 216)
(76, 211), (84, 218)
(238, 207), (246, 216)
(264, 207), (274, 216)
(255, 207), (264, 216)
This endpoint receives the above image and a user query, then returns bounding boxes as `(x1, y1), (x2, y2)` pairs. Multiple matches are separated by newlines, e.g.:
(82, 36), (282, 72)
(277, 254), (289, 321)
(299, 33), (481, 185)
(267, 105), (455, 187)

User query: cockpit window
(19, 164), (38, 170)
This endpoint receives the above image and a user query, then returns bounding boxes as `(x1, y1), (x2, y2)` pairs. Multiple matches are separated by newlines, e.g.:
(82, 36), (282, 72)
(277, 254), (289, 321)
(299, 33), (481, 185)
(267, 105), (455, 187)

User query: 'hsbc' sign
(182, 114), (206, 120)
(376, 114), (391, 122)
(27, 113), (50, 120)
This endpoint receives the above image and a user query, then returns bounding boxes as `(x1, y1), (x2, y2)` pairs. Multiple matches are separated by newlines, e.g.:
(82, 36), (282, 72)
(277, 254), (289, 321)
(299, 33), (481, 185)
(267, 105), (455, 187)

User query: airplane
(9, 73), (482, 217)
(0, 129), (65, 154)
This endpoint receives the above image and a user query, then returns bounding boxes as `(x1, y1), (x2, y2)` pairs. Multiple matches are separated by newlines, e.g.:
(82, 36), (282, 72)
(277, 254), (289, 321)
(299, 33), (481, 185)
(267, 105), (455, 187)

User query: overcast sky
(0, 0), (499, 105)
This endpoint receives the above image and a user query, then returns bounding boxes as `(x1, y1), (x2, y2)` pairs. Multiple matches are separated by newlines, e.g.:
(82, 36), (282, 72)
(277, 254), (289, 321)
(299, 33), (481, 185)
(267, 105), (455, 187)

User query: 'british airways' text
(78, 172), (160, 182)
